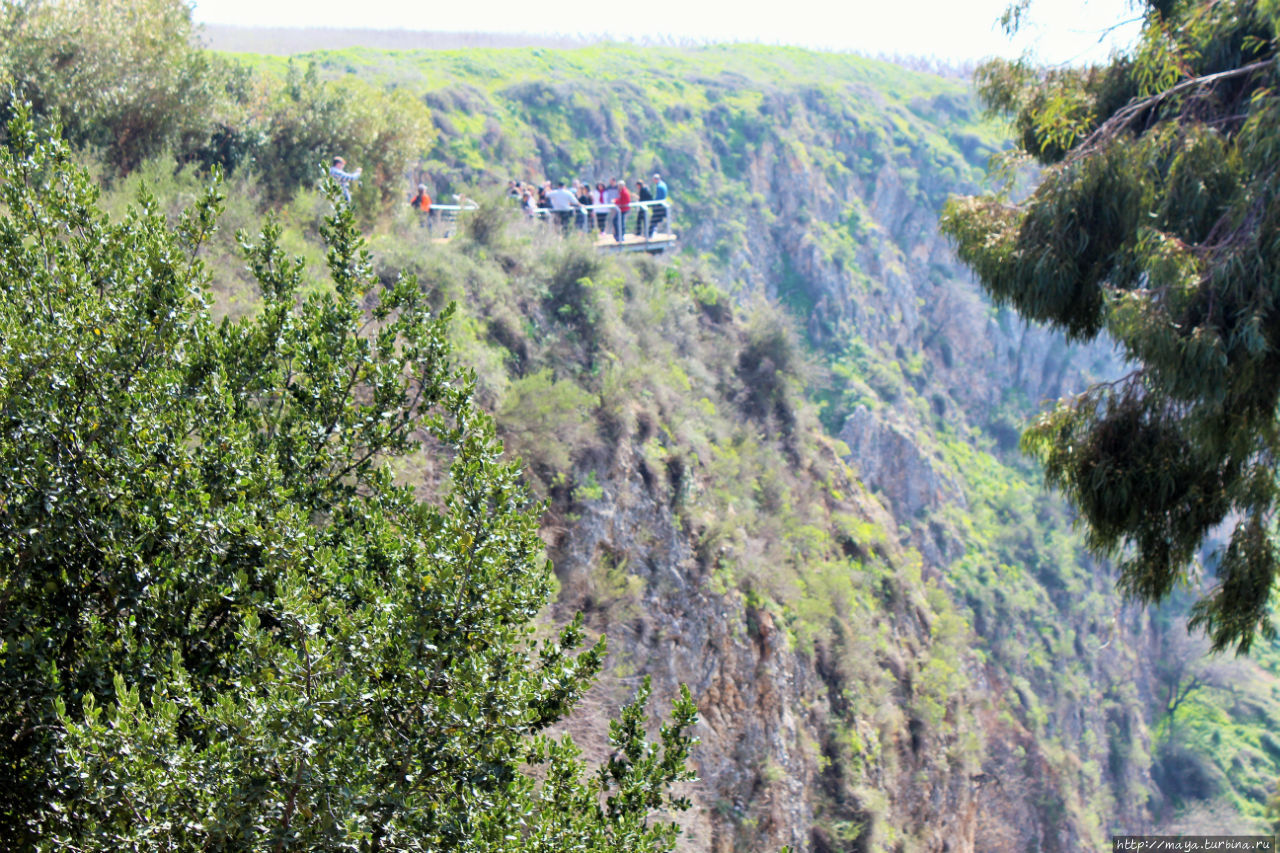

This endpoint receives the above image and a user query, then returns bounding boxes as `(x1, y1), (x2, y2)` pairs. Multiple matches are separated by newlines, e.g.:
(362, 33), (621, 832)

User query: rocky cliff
(220, 43), (1280, 850)
(492, 53), (1160, 850)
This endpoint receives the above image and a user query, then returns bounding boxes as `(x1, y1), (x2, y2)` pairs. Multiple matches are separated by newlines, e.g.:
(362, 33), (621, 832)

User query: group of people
(507, 174), (669, 242)
(330, 154), (671, 246)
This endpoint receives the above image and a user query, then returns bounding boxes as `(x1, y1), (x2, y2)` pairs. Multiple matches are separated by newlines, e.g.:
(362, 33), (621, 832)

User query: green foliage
(23, 8), (1275, 835)
(737, 307), (804, 434)
(942, 0), (1280, 653)
(257, 41), (998, 250)
(1144, 616), (1280, 823)
(0, 0), (234, 171)
(0, 1), (435, 217)
(499, 368), (598, 478)
(253, 61), (435, 206)
(191, 29), (1280, 835)
(352, 193), (985, 831)
(0, 111), (695, 852)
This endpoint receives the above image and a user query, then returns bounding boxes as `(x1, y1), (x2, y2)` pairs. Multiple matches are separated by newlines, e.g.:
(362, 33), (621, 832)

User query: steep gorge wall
(289, 45), (1225, 849)
(678, 78), (1164, 850)
(514, 58), (1161, 851)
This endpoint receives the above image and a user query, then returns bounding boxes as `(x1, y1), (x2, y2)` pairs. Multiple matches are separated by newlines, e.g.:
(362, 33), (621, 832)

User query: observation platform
(593, 231), (679, 254)
(429, 199), (678, 254)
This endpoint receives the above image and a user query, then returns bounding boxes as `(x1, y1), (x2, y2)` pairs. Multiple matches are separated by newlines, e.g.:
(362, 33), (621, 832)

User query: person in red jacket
(614, 179), (631, 243)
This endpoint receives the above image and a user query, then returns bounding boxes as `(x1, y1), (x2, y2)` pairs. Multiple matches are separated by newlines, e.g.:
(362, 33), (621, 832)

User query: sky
(190, 0), (1144, 65)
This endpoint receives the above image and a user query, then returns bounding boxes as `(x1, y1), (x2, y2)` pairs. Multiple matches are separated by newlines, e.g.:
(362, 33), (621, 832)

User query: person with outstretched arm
(330, 157), (362, 202)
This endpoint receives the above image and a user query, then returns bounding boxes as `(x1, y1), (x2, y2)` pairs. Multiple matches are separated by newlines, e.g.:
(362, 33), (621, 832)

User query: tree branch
(1071, 58), (1274, 159)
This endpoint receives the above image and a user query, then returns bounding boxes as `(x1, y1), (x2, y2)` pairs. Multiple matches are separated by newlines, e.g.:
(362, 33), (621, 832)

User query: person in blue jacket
(330, 156), (362, 202)
(650, 173), (668, 236)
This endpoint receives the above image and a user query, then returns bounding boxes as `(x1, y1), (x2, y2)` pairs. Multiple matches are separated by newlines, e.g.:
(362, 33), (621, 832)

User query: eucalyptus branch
(1071, 57), (1274, 159)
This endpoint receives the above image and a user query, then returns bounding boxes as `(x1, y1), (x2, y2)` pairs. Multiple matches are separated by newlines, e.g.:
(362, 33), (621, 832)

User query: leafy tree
(0, 108), (696, 851)
(0, 0), (234, 171)
(0, 2), (433, 204)
(941, 0), (1280, 652)
(252, 62), (435, 207)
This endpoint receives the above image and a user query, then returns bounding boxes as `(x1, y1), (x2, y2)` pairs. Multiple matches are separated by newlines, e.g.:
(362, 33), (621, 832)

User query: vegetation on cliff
(3, 0), (1280, 847)
(0, 110), (696, 851)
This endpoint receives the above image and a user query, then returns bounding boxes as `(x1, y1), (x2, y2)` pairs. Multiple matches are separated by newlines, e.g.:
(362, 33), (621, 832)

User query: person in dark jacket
(634, 178), (653, 236)
(576, 182), (593, 231)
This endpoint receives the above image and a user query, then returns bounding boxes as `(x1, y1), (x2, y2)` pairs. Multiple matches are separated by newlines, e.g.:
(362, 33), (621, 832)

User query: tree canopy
(0, 107), (696, 851)
(0, 0), (434, 209)
(0, 0), (227, 170)
(941, 0), (1280, 652)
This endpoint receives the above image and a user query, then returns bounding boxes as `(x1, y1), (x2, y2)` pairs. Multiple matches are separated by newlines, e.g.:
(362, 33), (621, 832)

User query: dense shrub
(0, 0), (232, 171)
(0, 111), (694, 853)
(252, 62), (435, 206)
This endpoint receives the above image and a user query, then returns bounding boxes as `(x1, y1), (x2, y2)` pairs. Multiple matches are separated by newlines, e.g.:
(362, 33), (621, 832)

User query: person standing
(409, 183), (432, 231)
(594, 182), (608, 234)
(546, 180), (578, 230)
(603, 178), (620, 239)
(330, 157), (362, 202)
(576, 182), (594, 231)
(634, 178), (653, 236)
(650, 172), (668, 236)
(614, 179), (631, 243)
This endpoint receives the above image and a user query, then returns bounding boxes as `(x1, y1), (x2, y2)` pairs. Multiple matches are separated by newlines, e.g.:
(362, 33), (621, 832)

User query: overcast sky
(190, 0), (1143, 65)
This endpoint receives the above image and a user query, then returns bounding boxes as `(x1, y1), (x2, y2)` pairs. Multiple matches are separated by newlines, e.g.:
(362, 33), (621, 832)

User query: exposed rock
(552, 441), (825, 853)
(839, 405), (964, 519)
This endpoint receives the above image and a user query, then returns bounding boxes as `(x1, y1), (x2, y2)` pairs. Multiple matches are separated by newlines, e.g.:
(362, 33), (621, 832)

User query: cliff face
(258, 44), (1277, 849)
(543, 383), (1156, 853)
(508, 59), (1157, 851)
(550, 441), (827, 852)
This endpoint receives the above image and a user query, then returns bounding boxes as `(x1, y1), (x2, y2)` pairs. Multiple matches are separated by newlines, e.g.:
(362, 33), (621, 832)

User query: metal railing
(427, 201), (478, 238)
(526, 199), (675, 247)
(422, 199), (676, 250)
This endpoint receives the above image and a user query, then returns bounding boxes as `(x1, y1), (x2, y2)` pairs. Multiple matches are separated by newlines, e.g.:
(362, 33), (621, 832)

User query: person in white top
(329, 157), (362, 202)
(545, 181), (579, 230)
(594, 182), (608, 234)
(602, 178), (620, 238)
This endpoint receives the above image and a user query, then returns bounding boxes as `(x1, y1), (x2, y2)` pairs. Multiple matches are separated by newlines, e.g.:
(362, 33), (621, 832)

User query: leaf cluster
(0, 109), (694, 852)
(0, 0), (435, 213)
(943, 0), (1280, 652)
(0, 0), (233, 171)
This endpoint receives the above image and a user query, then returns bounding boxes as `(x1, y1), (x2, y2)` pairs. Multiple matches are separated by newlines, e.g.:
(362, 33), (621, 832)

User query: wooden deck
(592, 232), (679, 253)
(432, 231), (678, 252)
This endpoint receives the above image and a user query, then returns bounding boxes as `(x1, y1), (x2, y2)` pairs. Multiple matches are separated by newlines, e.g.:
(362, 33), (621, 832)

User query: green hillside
(236, 44), (1001, 267)
(2, 3), (1278, 850)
